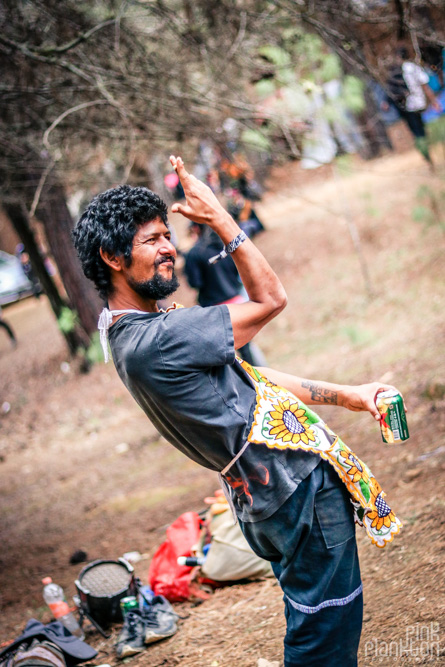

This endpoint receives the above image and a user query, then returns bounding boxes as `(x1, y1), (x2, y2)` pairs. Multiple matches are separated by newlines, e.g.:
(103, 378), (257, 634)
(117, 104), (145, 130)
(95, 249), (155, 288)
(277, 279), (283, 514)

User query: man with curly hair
(73, 156), (403, 666)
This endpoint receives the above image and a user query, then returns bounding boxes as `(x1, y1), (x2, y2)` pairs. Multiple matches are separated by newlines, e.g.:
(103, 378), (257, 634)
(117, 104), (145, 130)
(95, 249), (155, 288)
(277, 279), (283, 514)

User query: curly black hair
(72, 184), (168, 300)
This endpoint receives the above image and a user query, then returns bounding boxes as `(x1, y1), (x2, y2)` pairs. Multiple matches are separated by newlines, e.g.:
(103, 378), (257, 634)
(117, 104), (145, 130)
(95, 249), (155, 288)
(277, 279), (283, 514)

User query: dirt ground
(1, 127), (444, 666)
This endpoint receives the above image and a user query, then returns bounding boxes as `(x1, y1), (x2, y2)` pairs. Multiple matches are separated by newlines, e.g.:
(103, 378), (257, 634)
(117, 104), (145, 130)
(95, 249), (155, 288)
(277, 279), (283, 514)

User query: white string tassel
(98, 307), (149, 362)
(98, 308), (113, 363)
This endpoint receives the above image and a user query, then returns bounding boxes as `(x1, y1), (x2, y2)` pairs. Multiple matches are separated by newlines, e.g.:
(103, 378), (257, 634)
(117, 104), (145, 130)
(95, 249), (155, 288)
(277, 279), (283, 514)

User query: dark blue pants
(399, 109), (426, 138)
(239, 460), (363, 666)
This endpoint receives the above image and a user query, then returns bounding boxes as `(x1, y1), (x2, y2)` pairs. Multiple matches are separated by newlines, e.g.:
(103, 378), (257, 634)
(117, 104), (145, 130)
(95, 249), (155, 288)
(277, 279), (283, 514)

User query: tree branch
(42, 99), (110, 148)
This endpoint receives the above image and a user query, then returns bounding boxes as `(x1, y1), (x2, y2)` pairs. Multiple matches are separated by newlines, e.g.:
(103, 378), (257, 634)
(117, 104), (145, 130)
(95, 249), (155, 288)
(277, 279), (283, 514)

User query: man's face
(124, 217), (179, 300)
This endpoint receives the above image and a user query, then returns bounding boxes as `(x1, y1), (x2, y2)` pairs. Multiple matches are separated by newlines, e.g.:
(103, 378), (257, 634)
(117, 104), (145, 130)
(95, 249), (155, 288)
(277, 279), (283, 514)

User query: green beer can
(120, 595), (138, 618)
(376, 390), (409, 443)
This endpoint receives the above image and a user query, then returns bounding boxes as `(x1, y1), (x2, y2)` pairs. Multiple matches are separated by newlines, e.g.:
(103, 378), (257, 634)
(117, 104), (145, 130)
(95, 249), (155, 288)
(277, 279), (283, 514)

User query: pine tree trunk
(3, 201), (84, 355)
(35, 180), (102, 337)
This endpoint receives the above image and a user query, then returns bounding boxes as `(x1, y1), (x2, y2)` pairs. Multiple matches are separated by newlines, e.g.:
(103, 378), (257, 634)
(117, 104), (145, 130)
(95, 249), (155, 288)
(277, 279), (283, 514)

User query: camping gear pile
(148, 490), (272, 603)
(1, 491), (272, 662)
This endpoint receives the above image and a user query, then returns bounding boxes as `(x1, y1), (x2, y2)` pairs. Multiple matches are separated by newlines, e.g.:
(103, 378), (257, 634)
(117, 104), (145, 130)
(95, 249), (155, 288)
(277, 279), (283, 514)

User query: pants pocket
(314, 479), (355, 549)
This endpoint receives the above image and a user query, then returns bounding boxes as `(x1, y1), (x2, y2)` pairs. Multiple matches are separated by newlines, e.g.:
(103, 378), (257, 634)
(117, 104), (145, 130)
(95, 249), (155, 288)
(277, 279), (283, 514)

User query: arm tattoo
(301, 381), (338, 405)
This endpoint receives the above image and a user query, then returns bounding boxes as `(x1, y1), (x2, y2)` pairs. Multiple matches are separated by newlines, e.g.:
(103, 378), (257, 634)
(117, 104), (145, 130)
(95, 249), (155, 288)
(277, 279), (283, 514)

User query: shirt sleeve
(413, 64), (430, 86)
(154, 305), (235, 371)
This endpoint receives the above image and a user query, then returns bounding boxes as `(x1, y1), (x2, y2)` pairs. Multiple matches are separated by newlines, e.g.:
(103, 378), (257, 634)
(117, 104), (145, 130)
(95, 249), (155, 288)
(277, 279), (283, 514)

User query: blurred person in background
(0, 305), (17, 348)
(15, 243), (41, 298)
(383, 47), (441, 167)
(184, 221), (266, 366)
(218, 154), (266, 237)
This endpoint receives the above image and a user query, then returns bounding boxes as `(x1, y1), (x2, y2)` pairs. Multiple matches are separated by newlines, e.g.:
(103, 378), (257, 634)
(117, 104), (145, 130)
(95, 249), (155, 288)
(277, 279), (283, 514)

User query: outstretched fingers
(171, 202), (194, 218)
(169, 155), (190, 182)
(169, 155), (193, 218)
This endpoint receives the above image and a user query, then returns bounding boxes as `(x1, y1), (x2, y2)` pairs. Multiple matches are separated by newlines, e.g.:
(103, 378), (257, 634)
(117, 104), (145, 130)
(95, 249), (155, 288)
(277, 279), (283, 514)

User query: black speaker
(75, 558), (137, 635)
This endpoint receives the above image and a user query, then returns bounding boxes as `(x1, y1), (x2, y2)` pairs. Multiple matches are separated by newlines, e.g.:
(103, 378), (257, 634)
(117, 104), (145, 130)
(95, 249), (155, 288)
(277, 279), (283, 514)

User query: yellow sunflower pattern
(268, 398), (316, 446)
(237, 358), (402, 548)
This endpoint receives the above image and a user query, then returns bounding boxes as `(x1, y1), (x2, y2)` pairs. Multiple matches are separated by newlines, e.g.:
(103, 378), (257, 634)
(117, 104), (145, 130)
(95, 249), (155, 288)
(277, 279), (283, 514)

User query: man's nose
(160, 238), (176, 256)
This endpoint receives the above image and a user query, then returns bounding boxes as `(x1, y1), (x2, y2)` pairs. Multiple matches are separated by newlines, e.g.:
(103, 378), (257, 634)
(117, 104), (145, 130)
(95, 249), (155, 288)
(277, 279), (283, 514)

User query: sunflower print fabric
(238, 358), (402, 548)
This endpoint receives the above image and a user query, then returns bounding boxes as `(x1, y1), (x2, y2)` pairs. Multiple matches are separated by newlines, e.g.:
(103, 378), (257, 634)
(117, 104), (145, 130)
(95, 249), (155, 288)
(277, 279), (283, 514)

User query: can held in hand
(120, 596), (138, 618)
(376, 390), (409, 443)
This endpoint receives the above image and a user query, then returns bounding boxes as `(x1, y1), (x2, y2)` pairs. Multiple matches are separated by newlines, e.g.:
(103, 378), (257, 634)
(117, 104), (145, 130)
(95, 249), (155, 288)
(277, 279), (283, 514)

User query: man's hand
(339, 383), (406, 421)
(168, 155), (287, 348)
(169, 155), (230, 229)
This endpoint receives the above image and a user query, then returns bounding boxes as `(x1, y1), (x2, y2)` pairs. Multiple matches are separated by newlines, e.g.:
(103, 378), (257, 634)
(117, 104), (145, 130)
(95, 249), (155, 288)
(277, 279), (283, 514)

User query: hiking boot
(115, 611), (146, 658)
(141, 595), (178, 644)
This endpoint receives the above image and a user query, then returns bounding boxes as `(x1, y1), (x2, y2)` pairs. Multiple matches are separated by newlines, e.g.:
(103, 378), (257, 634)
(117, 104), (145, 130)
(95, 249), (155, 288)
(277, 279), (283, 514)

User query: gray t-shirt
(109, 305), (319, 522)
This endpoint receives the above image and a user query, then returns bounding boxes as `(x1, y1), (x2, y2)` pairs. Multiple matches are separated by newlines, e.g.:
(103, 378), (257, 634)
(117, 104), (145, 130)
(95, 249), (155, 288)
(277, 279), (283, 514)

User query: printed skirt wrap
(238, 359), (402, 548)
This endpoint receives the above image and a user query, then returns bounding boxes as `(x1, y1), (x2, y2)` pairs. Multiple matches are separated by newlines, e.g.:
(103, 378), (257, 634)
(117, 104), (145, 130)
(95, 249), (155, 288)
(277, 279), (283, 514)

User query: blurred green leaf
(85, 331), (105, 364)
(57, 307), (78, 334)
(319, 53), (341, 82)
(335, 154), (354, 175)
(343, 76), (365, 113)
(254, 78), (276, 99)
(240, 128), (271, 151)
(427, 116), (445, 145)
(258, 45), (290, 68)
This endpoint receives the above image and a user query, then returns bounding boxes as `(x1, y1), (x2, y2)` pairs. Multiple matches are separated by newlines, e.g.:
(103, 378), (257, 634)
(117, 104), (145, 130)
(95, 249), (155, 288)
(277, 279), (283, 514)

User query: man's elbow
(272, 288), (288, 316)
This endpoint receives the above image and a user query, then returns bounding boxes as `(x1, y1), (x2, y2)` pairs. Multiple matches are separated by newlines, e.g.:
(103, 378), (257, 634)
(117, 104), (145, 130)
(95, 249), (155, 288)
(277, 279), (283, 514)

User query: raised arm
(170, 156), (287, 348)
(421, 83), (441, 112)
(257, 366), (405, 422)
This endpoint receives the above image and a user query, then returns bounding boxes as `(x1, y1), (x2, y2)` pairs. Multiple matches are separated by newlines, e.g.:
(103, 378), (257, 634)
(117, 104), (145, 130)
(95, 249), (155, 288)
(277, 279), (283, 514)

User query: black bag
(386, 66), (409, 109)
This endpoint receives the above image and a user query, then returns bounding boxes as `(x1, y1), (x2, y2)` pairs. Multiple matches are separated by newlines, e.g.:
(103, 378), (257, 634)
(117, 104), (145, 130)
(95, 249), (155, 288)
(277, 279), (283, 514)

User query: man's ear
(100, 247), (124, 271)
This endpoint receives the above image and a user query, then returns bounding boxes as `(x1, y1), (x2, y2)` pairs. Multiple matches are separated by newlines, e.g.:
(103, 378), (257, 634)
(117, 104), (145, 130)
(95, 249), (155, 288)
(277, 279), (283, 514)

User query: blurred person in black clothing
(0, 305), (17, 347)
(184, 222), (265, 366)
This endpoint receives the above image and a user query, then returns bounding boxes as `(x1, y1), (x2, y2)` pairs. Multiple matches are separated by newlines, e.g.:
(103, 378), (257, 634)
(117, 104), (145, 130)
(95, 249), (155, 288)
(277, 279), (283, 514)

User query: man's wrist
(337, 385), (351, 409)
(209, 212), (242, 244)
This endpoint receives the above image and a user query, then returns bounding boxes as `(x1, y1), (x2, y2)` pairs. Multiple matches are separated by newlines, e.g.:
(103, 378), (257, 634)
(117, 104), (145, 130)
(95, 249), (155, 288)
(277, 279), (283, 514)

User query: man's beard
(128, 266), (179, 301)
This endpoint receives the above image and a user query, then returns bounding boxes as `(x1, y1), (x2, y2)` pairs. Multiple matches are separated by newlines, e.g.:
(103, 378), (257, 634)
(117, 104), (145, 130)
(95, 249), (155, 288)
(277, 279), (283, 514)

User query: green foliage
(85, 331), (105, 365)
(291, 33), (325, 68)
(258, 45), (290, 68)
(240, 128), (271, 151)
(427, 115), (445, 145)
(323, 101), (342, 124)
(254, 78), (276, 99)
(257, 45), (293, 85)
(319, 53), (341, 82)
(57, 307), (79, 334)
(412, 185), (445, 229)
(342, 76), (365, 113)
(335, 154), (354, 175)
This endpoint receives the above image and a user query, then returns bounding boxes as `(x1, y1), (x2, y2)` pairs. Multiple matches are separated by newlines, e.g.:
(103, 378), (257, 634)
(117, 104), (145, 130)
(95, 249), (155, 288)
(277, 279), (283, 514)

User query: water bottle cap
(42, 577), (52, 584)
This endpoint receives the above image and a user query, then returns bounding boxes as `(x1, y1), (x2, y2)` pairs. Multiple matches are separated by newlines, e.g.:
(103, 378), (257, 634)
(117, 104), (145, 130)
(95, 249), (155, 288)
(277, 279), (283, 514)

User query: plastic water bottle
(138, 584), (155, 611)
(177, 556), (206, 567)
(42, 577), (84, 638)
